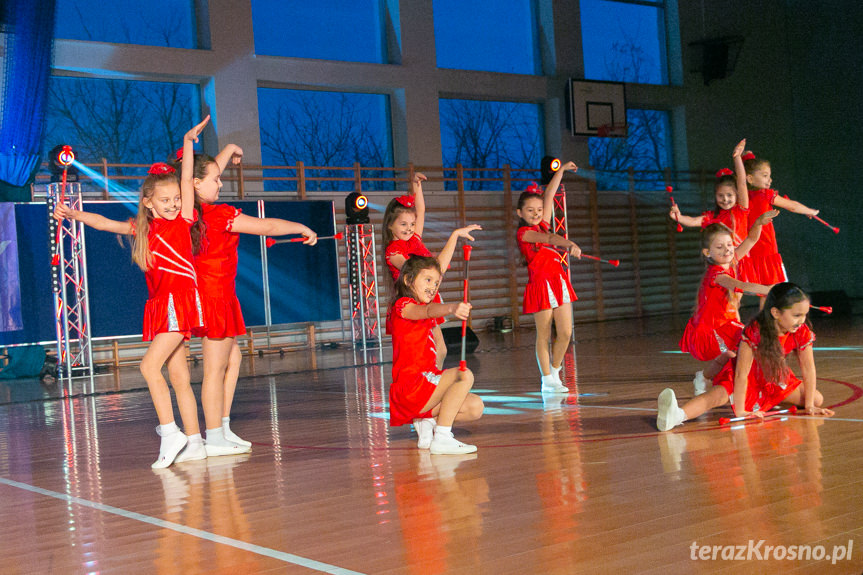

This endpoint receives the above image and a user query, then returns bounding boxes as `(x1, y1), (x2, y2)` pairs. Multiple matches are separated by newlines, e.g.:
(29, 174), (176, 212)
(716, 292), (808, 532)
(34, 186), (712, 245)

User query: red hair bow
(525, 182), (542, 195)
(148, 162), (176, 175)
(395, 195), (414, 208)
(741, 152), (756, 161)
(716, 168), (734, 177)
(175, 148), (184, 162)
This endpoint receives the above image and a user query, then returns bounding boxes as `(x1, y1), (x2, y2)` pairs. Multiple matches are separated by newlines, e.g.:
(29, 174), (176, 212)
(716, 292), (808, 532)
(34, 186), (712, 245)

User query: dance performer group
(53, 122), (836, 466)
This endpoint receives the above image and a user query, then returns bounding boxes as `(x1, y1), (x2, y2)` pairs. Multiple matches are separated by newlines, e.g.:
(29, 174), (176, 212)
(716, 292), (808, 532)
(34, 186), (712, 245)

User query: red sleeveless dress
(388, 297), (440, 426)
(517, 221), (576, 314)
(192, 203), (246, 339)
(737, 188), (786, 283)
(679, 264), (744, 361)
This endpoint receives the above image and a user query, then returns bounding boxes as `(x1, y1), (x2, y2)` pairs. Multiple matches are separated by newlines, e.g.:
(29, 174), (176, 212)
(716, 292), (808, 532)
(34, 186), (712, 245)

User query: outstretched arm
(412, 172), (427, 238)
(772, 194), (819, 217)
(541, 160), (577, 226)
(732, 139), (749, 210)
(519, 229), (581, 258)
(670, 205), (705, 228)
(797, 345), (834, 416)
(436, 224), (481, 273)
(53, 204), (133, 235)
(214, 144), (243, 174)
(735, 209), (779, 259)
(181, 115), (210, 221)
(401, 301), (471, 321)
(713, 273), (771, 297)
(230, 213), (317, 244)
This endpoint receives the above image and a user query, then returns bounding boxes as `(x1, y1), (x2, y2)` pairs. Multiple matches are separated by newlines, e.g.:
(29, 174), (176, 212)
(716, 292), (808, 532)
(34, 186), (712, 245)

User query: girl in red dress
(736, 150), (820, 285)
(383, 172), (480, 368)
(658, 282), (834, 431)
(515, 160), (581, 393)
(183, 143), (318, 454)
(388, 255), (484, 454)
(679, 213), (777, 397)
(54, 117), (212, 468)
(670, 141), (750, 259)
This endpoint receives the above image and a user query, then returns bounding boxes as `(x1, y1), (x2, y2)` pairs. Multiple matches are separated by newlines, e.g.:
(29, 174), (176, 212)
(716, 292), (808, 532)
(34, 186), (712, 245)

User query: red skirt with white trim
(142, 288), (205, 342)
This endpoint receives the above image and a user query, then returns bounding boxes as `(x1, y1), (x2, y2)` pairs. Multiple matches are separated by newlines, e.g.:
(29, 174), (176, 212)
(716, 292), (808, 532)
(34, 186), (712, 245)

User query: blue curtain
(0, 0), (57, 197)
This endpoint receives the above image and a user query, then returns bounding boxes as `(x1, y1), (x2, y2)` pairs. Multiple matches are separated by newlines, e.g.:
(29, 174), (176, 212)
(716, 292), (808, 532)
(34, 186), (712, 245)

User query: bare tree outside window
(440, 99), (543, 191)
(258, 89), (394, 192)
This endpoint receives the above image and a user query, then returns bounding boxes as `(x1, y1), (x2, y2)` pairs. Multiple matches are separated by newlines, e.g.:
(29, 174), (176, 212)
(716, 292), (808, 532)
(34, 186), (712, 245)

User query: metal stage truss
(344, 224), (382, 351)
(47, 181), (95, 389)
(553, 184), (577, 343)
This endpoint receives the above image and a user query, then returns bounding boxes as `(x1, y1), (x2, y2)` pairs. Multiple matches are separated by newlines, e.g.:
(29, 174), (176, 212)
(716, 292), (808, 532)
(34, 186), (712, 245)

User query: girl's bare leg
(550, 303), (573, 370)
(140, 332), (187, 426)
(533, 309), (553, 376)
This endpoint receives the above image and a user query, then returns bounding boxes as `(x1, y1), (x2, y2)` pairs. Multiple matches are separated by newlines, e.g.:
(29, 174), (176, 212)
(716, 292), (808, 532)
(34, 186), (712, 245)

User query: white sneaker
(223, 426), (252, 448)
(174, 440), (207, 463)
(541, 374), (569, 393)
(152, 430), (188, 469)
(205, 440), (251, 457)
(657, 388), (686, 432)
(413, 418), (436, 449)
(430, 431), (477, 455)
(693, 371), (707, 396)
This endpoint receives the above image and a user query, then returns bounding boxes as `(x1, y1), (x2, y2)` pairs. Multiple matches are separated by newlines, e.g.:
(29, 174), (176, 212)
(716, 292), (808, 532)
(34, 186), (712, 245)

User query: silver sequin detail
(423, 371), (441, 386)
(714, 330), (728, 353)
(167, 293), (178, 331)
(545, 277), (572, 309)
(194, 290), (204, 326)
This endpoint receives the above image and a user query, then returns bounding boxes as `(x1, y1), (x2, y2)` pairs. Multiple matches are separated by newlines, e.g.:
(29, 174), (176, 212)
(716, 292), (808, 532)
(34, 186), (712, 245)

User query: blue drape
(0, 0), (57, 189)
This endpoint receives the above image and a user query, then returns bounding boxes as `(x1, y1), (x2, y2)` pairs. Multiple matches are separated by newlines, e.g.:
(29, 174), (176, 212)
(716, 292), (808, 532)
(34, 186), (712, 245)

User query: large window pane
(440, 99), (544, 190)
(252, 0), (388, 63)
(257, 88), (394, 192)
(580, 0), (667, 84)
(433, 0), (539, 75)
(54, 0), (197, 48)
(588, 108), (672, 190)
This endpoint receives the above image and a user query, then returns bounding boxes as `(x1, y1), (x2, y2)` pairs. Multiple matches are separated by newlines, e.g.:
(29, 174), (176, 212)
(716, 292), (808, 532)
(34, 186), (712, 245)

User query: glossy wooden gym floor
(1, 314), (862, 574)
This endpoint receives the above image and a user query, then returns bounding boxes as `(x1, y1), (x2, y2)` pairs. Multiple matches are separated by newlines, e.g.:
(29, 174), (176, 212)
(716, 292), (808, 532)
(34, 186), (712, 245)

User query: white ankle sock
(159, 421), (180, 436)
(435, 425), (453, 437)
(206, 427), (234, 447)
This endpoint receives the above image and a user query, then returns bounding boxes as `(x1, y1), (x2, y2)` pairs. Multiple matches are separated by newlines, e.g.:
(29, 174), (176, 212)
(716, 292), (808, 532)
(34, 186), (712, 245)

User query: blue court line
(0, 476), (365, 575)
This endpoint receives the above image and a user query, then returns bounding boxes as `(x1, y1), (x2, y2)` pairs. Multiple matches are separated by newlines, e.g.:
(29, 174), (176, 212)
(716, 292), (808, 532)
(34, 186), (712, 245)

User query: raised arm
(411, 172), (427, 237)
(436, 224), (481, 273)
(213, 144), (243, 174)
(541, 160), (577, 226)
(670, 205), (705, 228)
(230, 213), (317, 244)
(53, 204), (133, 235)
(732, 139), (749, 210)
(401, 301), (471, 321)
(735, 209), (779, 259)
(772, 194), (819, 217)
(181, 115), (210, 221)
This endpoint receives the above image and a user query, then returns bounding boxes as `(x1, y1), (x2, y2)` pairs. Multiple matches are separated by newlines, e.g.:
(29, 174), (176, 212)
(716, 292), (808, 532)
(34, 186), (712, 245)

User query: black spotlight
(345, 191), (369, 224)
(540, 155), (561, 186)
(49, 144), (79, 183)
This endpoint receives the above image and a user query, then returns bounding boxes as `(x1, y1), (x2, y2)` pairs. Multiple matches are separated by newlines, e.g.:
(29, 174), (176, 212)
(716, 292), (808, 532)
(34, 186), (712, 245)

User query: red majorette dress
(700, 205), (749, 245)
(679, 264), (744, 361)
(141, 213), (204, 341)
(737, 188), (786, 284)
(385, 234), (444, 331)
(712, 322), (815, 415)
(517, 221), (577, 314)
(388, 296), (440, 426)
(192, 203), (245, 339)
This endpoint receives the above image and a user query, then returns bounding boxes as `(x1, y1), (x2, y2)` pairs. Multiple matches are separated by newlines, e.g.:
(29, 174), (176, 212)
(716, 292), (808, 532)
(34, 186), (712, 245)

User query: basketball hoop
(596, 123), (628, 138)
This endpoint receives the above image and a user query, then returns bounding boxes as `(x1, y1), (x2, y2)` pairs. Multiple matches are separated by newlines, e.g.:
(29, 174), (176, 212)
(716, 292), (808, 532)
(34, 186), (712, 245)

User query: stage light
(345, 191), (370, 224)
(540, 155), (560, 186)
(49, 144), (79, 183)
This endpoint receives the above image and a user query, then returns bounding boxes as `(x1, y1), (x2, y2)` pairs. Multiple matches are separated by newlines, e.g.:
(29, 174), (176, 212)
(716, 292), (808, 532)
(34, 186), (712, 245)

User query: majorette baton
(733, 288), (832, 314)
(719, 405), (797, 426)
(266, 232), (342, 247)
(666, 185), (683, 232)
(459, 244), (473, 372)
(580, 254), (620, 267)
(52, 145), (75, 266)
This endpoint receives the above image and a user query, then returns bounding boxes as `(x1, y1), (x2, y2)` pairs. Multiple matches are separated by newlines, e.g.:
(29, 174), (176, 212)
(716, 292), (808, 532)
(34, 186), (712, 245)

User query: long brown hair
(382, 197), (416, 247)
(751, 282), (811, 384)
(132, 172), (181, 271)
(391, 255), (440, 307)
